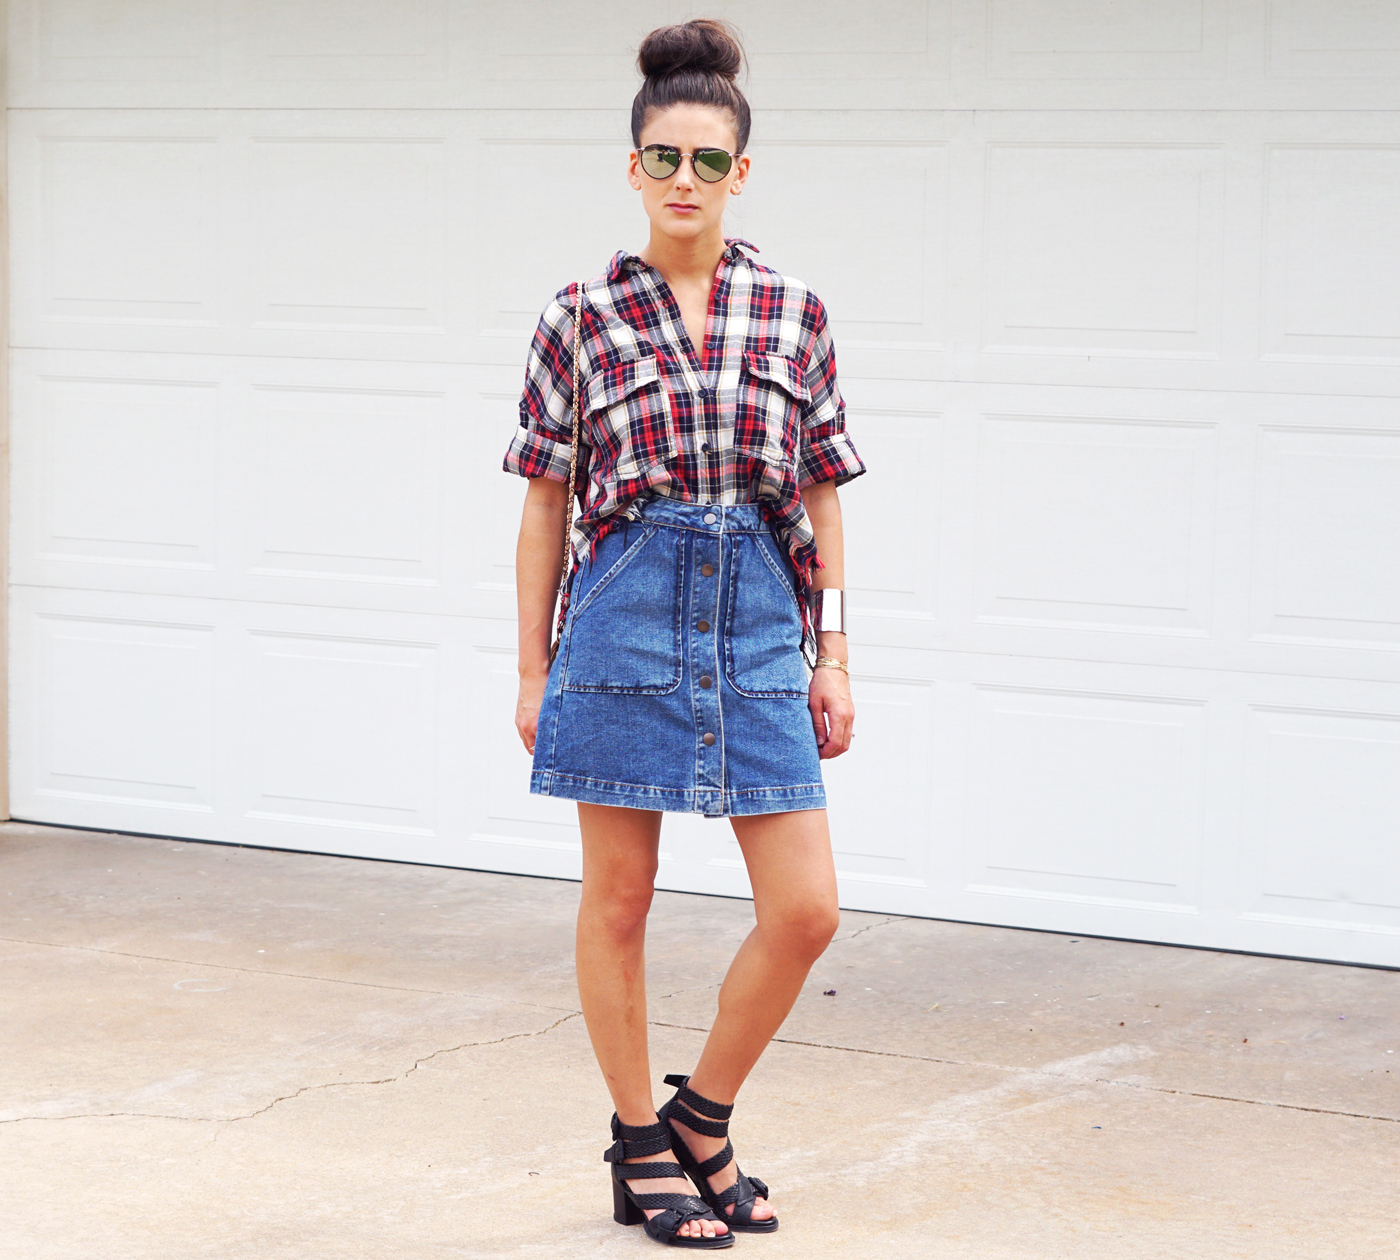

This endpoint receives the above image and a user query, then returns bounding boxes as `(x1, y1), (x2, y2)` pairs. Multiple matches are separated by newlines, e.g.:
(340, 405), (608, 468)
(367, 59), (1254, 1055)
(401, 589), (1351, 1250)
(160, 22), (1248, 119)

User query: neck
(638, 226), (727, 287)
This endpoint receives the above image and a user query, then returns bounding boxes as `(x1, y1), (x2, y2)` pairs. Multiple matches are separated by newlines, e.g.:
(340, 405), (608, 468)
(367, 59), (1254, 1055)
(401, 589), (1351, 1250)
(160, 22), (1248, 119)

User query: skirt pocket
(724, 533), (809, 699)
(562, 526), (684, 695)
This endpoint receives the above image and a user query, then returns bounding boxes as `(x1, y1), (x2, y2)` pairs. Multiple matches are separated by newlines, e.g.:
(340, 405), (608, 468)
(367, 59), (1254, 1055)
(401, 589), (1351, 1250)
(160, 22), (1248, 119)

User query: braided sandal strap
(602, 1113), (674, 1162)
(692, 1141), (735, 1181)
(609, 1158), (685, 1181)
(663, 1075), (734, 1121)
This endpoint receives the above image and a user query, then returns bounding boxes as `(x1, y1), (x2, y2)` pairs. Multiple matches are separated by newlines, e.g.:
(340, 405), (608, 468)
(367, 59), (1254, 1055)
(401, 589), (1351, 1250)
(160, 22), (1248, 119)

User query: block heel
(612, 1174), (646, 1225)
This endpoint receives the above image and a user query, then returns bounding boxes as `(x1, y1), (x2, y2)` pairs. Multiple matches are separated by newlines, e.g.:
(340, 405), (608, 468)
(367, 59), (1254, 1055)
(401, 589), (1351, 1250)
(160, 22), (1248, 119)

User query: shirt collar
(611, 237), (759, 280)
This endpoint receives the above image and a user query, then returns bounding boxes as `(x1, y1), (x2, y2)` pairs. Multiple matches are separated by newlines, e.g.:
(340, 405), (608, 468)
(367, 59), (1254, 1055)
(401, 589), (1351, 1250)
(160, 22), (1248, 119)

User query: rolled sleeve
(502, 289), (578, 483)
(797, 293), (866, 488)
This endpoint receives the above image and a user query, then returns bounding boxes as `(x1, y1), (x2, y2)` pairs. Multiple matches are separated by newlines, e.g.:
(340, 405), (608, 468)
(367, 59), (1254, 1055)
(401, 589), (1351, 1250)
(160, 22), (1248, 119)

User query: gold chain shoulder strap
(549, 281), (585, 661)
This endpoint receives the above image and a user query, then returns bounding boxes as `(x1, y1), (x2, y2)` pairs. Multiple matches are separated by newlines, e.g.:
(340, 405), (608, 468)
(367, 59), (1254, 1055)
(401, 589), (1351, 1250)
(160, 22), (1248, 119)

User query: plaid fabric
(504, 238), (865, 643)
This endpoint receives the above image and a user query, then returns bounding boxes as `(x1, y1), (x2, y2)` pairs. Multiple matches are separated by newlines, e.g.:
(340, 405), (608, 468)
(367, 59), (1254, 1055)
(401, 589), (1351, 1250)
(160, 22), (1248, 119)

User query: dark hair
(631, 19), (751, 153)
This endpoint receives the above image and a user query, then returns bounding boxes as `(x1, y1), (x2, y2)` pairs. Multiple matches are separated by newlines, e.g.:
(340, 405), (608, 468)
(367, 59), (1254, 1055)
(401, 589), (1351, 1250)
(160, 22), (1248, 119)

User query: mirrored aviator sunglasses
(639, 144), (735, 184)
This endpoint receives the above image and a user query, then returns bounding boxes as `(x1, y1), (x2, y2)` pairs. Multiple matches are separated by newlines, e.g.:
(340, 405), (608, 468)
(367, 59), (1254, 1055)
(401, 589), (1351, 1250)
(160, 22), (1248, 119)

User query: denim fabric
(531, 498), (825, 818)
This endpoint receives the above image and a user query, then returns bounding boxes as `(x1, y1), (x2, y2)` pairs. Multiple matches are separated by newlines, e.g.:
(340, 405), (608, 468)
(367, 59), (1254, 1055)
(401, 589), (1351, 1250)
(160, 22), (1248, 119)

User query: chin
(656, 217), (714, 239)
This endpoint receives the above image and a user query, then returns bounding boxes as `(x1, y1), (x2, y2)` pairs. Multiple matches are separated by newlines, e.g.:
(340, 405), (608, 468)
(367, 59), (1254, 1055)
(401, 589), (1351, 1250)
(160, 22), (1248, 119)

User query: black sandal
(659, 1074), (779, 1233)
(603, 1112), (734, 1249)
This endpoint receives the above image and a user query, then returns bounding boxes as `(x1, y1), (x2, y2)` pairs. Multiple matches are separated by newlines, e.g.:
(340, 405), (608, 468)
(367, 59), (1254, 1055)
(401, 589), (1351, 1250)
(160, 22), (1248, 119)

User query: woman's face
(629, 103), (749, 243)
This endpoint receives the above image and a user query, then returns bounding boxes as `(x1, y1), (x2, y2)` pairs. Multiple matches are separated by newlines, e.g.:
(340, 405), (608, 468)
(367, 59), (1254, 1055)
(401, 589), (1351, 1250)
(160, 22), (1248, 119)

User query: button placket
(691, 519), (724, 811)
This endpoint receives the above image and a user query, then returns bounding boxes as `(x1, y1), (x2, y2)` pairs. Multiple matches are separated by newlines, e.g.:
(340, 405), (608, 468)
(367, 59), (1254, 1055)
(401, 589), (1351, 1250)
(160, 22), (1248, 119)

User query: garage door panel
(1267, 0), (1400, 80)
(20, 372), (218, 572)
(239, 628), (439, 834)
(1263, 144), (1400, 361)
(249, 135), (447, 333)
(963, 684), (1206, 914)
(8, 587), (219, 827)
(34, 133), (220, 327)
(989, 0), (1228, 81)
(244, 384), (445, 586)
(1244, 705), (1400, 933)
(983, 141), (1223, 357)
(974, 414), (1216, 636)
(19, 0), (220, 86)
(248, 0), (449, 83)
(1251, 426), (1400, 649)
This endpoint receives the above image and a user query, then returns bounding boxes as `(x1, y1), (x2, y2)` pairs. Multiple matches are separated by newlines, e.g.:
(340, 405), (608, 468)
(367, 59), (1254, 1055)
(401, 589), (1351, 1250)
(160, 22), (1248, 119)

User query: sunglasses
(639, 144), (739, 184)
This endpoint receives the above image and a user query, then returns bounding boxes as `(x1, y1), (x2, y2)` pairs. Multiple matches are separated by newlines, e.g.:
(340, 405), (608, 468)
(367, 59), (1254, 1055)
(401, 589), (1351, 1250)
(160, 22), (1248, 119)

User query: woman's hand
(809, 665), (854, 759)
(516, 666), (548, 754)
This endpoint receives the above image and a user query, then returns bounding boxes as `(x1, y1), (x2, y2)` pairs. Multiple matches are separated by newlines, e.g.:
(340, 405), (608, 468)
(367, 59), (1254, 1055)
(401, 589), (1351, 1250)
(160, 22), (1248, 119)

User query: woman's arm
(801, 479), (854, 759)
(514, 476), (569, 753)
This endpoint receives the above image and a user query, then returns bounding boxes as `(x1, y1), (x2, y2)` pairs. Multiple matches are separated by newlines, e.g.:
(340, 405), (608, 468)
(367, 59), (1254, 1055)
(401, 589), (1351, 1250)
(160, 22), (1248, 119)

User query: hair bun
(638, 18), (743, 81)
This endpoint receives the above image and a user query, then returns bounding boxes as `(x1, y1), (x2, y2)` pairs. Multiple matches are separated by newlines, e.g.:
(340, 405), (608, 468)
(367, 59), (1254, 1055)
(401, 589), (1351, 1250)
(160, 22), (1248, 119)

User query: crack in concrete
(829, 915), (906, 944)
(646, 1020), (1400, 1126)
(0, 1011), (583, 1129)
(0, 934), (578, 1014)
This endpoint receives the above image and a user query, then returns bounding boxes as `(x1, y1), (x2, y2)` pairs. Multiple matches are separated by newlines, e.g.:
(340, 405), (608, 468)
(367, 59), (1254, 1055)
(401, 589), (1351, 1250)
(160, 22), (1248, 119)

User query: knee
(586, 878), (656, 940)
(767, 897), (840, 963)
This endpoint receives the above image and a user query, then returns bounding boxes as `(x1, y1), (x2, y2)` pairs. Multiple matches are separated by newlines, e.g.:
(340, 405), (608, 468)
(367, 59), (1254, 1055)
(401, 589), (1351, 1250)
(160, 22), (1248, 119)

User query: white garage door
(8, 2), (1400, 966)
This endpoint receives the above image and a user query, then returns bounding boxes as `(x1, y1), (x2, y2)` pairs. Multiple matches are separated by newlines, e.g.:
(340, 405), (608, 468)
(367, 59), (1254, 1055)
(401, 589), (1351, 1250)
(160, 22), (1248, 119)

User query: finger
(809, 696), (827, 746)
(822, 708), (853, 759)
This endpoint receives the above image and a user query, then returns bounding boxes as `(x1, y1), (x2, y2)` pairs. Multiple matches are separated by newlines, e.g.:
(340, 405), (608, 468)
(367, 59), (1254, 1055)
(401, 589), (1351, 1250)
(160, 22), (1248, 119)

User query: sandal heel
(612, 1172), (646, 1226)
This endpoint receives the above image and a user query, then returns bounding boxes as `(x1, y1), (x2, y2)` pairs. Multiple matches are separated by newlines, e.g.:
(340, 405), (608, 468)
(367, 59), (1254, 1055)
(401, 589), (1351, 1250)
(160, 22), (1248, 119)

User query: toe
(750, 1196), (774, 1220)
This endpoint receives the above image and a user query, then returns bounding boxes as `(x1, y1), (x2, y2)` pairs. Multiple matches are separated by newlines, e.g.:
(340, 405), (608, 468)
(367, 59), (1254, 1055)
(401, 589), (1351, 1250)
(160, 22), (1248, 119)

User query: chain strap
(548, 282), (585, 663)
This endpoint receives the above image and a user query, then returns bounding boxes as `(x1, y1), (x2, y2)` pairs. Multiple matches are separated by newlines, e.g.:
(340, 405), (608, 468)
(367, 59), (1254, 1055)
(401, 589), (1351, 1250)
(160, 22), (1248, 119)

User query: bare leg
(667, 808), (840, 1220)
(575, 802), (727, 1240)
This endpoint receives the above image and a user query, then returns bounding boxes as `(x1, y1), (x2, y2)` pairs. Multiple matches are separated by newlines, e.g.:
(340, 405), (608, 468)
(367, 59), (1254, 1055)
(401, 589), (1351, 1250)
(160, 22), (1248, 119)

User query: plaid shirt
(503, 238), (865, 637)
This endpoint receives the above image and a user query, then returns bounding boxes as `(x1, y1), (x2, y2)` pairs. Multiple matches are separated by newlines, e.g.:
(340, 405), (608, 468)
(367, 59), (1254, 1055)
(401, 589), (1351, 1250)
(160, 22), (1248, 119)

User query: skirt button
(696, 619), (711, 633)
(703, 511), (718, 525)
(702, 732), (716, 746)
(699, 675), (713, 689)
(701, 563), (715, 577)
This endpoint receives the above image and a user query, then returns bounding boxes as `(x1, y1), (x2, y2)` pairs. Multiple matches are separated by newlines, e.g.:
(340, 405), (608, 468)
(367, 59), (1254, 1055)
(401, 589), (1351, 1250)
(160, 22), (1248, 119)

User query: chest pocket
(734, 352), (808, 471)
(584, 352), (677, 484)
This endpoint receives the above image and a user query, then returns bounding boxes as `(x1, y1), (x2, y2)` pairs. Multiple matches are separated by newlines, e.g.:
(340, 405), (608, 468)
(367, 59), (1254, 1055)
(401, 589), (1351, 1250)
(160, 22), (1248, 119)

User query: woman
(504, 19), (864, 1249)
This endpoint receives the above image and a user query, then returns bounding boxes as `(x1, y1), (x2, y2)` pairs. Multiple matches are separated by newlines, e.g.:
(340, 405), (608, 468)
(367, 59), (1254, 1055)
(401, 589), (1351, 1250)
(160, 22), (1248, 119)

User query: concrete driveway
(1, 821), (1395, 1259)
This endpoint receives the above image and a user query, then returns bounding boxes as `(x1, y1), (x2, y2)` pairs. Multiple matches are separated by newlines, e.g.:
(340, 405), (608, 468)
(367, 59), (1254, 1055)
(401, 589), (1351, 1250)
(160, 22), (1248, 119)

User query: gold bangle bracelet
(813, 656), (849, 674)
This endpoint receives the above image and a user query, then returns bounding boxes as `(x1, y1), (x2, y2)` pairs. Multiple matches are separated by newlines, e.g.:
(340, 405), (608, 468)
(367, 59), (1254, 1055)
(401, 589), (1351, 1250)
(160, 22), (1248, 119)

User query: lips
(667, 203), (700, 212)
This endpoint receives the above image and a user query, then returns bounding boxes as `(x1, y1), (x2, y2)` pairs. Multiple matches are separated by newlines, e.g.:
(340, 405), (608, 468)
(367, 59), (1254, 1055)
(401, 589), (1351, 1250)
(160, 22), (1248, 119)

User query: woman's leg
(576, 802), (727, 1240)
(668, 807), (841, 1219)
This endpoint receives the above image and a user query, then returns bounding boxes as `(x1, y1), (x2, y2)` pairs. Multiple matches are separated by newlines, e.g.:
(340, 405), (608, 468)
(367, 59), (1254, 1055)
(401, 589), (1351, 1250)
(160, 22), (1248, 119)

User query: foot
(624, 1144), (730, 1241)
(668, 1112), (775, 1223)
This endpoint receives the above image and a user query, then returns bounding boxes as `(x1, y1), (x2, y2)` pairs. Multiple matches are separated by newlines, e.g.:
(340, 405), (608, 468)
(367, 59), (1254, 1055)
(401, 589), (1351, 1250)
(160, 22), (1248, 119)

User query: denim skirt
(530, 498), (825, 818)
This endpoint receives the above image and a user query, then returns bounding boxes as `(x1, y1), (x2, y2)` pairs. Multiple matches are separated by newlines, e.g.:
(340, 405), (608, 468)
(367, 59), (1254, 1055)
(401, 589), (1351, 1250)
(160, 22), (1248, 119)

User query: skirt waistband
(632, 497), (769, 533)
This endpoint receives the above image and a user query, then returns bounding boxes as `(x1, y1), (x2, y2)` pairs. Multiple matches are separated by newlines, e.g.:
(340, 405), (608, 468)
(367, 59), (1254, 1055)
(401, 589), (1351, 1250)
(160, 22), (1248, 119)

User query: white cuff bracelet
(811, 588), (846, 634)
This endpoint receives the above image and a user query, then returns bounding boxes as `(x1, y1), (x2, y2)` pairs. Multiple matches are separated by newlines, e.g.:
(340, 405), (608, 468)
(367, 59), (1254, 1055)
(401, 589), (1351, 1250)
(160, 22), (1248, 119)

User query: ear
(729, 151), (751, 196)
(627, 149), (643, 192)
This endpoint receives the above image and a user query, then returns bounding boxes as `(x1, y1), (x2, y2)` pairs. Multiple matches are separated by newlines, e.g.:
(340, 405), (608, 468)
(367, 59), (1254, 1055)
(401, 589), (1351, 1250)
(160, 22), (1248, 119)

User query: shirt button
(701, 442), (712, 453)
(701, 563), (715, 577)
(703, 511), (717, 525)
(697, 619), (711, 633)
(699, 675), (713, 689)
(702, 732), (716, 746)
